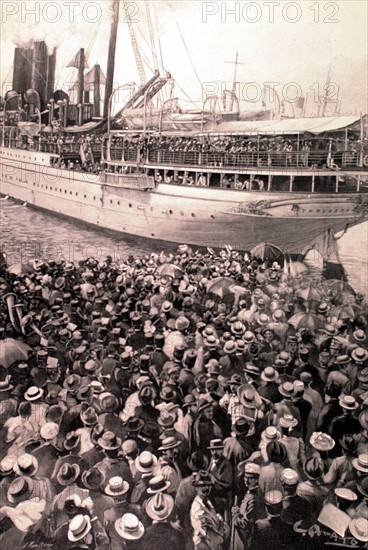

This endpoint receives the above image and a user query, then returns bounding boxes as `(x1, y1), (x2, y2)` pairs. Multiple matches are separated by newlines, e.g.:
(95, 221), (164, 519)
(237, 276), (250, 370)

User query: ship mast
(104, 0), (120, 118)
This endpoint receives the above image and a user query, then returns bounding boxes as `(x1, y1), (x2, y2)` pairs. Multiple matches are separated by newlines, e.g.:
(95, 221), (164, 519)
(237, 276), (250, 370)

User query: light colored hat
(352, 454), (368, 473)
(339, 395), (359, 410)
(349, 518), (368, 542)
(147, 475), (171, 494)
(40, 422), (59, 440)
(158, 436), (181, 451)
(280, 468), (299, 485)
(261, 426), (281, 442)
(280, 414), (298, 429)
(207, 438), (224, 450)
(237, 461), (261, 476)
(114, 513), (145, 540)
(352, 347), (368, 363)
(135, 451), (158, 474)
(261, 367), (279, 382)
(24, 386), (44, 401)
(68, 514), (92, 542)
(0, 455), (17, 475)
(334, 488), (358, 502)
(105, 476), (129, 497)
(309, 432), (335, 452)
(145, 492), (174, 521)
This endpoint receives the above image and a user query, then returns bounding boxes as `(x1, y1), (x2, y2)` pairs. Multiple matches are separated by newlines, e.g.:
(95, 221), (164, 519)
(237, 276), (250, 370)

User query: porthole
(129, 203), (132, 208)
(93, 196), (96, 200)
(110, 200), (113, 204)
(191, 213), (195, 217)
(169, 209), (173, 215)
(118, 201), (120, 205)
(84, 195), (87, 199)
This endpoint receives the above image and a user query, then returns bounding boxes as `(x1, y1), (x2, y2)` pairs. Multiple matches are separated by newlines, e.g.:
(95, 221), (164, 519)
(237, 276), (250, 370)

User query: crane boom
(123, 0), (146, 86)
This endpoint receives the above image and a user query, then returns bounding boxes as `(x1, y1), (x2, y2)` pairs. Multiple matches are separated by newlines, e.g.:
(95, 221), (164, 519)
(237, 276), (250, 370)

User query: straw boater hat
(68, 514), (92, 542)
(280, 414), (298, 429)
(145, 492), (174, 522)
(237, 385), (259, 409)
(339, 395), (359, 410)
(237, 462), (261, 476)
(353, 330), (367, 343)
(352, 347), (368, 363)
(261, 367), (279, 382)
(98, 431), (122, 451)
(0, 455), (17, 476)
(0, 378), (14, 392)
(261, 426), (281, 442)
(207, 439), (224, 450)
(349, 518), (368, 543)
(353, 455), (368, 474)
(158, 436), (181, 451)
(105, 476), (129, 497)
(135, 451), (158, 474)
(147, 475), (171, 494)
(309, 432), (335, 452)
(24, 386), (44, 401)
(7, 477), (34, 504)
(114, 514), (145, 541)
(280, 469), (299, 486)
(13, 454), (38, 477)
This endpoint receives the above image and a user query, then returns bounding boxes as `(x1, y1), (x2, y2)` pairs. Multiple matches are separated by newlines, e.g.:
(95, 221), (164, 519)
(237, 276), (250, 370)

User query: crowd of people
(0, 245), (367, 549)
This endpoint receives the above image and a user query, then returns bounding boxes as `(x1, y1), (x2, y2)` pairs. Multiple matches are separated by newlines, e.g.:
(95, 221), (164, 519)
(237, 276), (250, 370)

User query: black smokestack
(32, 40), (48, 109)
(46, 47), (57, 104)
(12, 47), (33, 95)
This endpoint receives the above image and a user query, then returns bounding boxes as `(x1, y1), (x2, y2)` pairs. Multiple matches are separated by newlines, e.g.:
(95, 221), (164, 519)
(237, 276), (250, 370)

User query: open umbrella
(250, 242), (284, 262)
(329, 303), (362, 321)
(288, 312), (325, 331)
(6, 263), (35, 276)
(288, 261), (309, 278)
(0, 338), (31, 368)
(321, 279), (356, 297)
(296, 285), (322, 302)
(206, 277), (236, 299)
(156, 263), (184, 279)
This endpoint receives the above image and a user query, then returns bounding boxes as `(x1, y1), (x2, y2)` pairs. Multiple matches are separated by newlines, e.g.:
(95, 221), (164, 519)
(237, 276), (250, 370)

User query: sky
(0, 0), (367, 115)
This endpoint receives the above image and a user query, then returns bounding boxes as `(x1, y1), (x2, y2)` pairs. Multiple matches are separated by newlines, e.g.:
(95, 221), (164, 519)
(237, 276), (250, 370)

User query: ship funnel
(31, 40), (48, 110)
(12, 47), (33, 96)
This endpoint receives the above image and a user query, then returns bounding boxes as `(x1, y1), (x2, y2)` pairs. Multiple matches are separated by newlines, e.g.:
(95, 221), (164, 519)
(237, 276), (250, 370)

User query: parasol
(0, 338), (31, 368)
(329, 303), (362, 321)
(6, 263), (35, 276)
(288, 312), (325, 331)
(250, 242), (284, 262)
(156, 263), (184, 279)
(296, 285), (322, 302)
(206, 277), (236, 299)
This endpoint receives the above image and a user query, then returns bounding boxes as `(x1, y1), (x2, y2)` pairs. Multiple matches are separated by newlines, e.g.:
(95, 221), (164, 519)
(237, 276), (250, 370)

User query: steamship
(1, 0), (368, 261)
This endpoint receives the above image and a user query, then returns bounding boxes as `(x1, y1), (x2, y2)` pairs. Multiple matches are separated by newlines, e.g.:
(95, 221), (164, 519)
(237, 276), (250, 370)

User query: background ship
(1, 0), (367, 273)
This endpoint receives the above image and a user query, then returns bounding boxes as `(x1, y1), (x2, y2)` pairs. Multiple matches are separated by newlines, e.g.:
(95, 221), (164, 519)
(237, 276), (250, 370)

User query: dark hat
(63, 374), (82, 393)
(64, 431), (81, 452)
(138, 385), (156, 405)
(7, 476), (34, 504)
(140, 421), (160, 440)
(233, 417), (250, 435)
(80, 406), (98, 426)
(124, 416), (144, 432)
(192, 470), (214, 487)
(227, 374), (242, 387)
(57, 463), (80, 486)
(340, 434), (358, 454)
(197, 399), (213, 413)
(160, 385), (177, 403)
(303, 457), (323, 480)
(187, 451), (209, 472)
(267, 441), (287, 463)
(99, 392), (120, 413)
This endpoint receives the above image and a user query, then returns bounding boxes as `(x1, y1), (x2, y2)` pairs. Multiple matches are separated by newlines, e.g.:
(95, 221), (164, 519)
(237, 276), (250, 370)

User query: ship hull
(1, 146), (367, 253)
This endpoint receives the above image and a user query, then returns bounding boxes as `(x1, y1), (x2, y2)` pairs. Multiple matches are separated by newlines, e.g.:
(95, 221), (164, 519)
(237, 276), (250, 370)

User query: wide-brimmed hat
(192, 470), (214, 487)
(237, 461), (261, 476)
(124, 416), (144, 432)
(279, 382), (295, 398)
(187, 451), (209, 472)
(357, 368), (368, 385)
(157, 411), (176, 428)
(40, 422), (59, 441)
(309, 432), (335, 452)
(207, 438), (224, 450)
(183, 394), (196, 408)
(147, 474), (171, 494)
(114, 514), (144, 541)
(57, 463), (80, 486)
(303, 457), (323, 480)
(353, 330), (367, 343)
(261, 367), (279, 382)
(105, 476), (129, 497)
(81, 468), (105, 491)
(352, 347), (368, 363)
(339, 395), (359, 410)
(175, 317), (190, 331)
(80, 406), (98, 426)
(159, 386), (178, 403)
(68, 514), (92, 542)
(24, 386), (44, 401)
(145, 492), (174, 521)
(223, 340), (237, 354)
(98, 431), (122, 451)
(7, 476), (34, 504)
(135, 451), (158, 474)
(349, 518), (368, 542)
(261, 426), (281, 442)
(334, 487), (358, 502)
(233, 417), (250, 436)
(237, 384), (259, 409)
(0, 378), (14, 392)
(280, 414), (298, 429)
(231, 321), (246, 336)
(227, 374), (242, 387)
(0, 455), (17, 476)
(99, 392), (119, 413)
(243, 331), (255, 344)
(340, 434), (358, 453)
(64, 431), (81, 452)
(13, 454), (38, 477)
(353, 455), (368, 473)
(158, 436), (181, 451)
(204, 334), (220, 349)
(63, 374), (82, 393)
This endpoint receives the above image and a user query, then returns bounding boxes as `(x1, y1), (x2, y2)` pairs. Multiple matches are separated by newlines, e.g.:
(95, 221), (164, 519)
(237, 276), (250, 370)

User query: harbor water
(1, 197), (367, 296)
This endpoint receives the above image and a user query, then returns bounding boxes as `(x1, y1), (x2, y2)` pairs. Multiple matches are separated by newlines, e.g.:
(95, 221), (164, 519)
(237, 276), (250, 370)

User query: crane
(123, 0), (146, 86)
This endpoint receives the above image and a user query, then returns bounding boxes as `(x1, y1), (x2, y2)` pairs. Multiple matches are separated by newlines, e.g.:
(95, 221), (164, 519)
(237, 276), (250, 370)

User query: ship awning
(202, 115), (363, 136)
